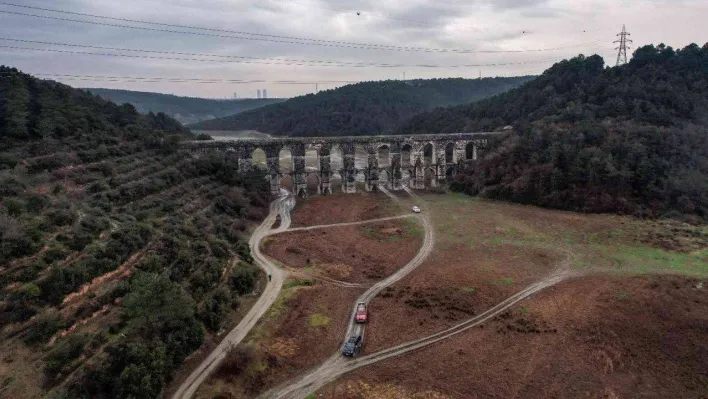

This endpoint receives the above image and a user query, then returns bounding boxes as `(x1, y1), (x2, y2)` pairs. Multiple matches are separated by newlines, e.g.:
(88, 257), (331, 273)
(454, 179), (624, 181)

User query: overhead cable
(0, 38), (583, 68)
(0, 7), (607, 54)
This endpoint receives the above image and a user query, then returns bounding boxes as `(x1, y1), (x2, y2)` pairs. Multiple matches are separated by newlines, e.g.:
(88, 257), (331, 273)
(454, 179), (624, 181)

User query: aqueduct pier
(180, 132), (499, 197)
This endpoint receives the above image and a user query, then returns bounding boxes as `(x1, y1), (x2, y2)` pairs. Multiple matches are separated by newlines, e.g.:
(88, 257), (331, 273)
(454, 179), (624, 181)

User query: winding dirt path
(261, 192), (576, 399)
(172, 190), (294, 399)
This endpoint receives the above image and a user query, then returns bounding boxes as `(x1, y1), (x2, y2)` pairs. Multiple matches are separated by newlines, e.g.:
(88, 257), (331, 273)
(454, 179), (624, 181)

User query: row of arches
(276, 166), (447, 195)
(249, 141), (478, 172)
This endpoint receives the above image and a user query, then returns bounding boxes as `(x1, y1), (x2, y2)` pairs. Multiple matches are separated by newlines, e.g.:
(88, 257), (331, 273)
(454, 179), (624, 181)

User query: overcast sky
(0, 0), (706, 98)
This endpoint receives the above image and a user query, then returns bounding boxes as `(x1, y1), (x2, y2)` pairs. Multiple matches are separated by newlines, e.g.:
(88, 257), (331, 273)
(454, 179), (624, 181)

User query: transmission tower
(614, 25), (632, 66)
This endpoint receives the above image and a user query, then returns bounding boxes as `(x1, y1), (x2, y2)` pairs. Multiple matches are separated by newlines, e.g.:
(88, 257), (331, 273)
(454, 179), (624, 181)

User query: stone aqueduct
(180, 133), (499, 197)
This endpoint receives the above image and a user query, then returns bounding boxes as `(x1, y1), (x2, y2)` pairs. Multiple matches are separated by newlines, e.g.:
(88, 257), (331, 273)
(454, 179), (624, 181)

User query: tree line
(189, 77), (534, 136)
(400, 44), (708, 222)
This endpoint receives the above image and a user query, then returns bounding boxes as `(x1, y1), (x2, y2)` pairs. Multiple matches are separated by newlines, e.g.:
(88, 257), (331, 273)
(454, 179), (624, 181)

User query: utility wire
(0, 72), (357, 84)
(0, 38), (586, 68)
(0, 72), (544, 84)
(0, 7), (608, 54)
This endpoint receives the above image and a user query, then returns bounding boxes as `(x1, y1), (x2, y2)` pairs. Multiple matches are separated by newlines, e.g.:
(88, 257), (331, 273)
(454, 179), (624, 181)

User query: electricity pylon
(614, 25), (632, 66)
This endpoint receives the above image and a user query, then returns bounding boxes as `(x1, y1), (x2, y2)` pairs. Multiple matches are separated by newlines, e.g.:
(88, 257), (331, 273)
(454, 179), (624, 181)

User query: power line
(0, 6), (608, 54)
(0, 71), (546, 85)
(0, 72), (353, 84)
(0, 38), (581, 69)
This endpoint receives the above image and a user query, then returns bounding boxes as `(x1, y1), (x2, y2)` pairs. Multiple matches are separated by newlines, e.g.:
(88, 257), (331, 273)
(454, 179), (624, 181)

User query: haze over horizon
(0, 0), (706, 98)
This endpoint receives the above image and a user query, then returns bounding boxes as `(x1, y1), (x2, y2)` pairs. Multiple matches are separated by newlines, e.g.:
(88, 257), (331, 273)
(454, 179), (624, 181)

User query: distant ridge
(188, 77), (534, 136)
(84, 88), (283, 125)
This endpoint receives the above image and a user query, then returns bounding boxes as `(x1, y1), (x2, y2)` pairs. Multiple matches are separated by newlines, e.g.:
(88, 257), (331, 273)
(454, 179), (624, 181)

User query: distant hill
(189, 77), (534, 136)
(399, 44), (708, 221)
(83, 88), (283, 125)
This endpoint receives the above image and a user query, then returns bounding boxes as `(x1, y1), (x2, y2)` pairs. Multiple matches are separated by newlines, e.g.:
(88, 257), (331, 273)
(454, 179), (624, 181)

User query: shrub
(0, 152), (18, 169)
(47, 208), (76, 227)
(45, 334), (88, 377)
(198, 288), (231, 332)
(0, 176), (25, 196)
(43, 246), (69, 263)
(23, 313), (63, 345)
(25, 193), (49, 213)
(4, 198), (25, 216)
(229, 265), (259, 296)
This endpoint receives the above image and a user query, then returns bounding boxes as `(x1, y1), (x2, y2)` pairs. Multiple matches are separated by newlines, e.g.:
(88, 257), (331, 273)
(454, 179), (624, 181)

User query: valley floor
(197, 191), (708, 399)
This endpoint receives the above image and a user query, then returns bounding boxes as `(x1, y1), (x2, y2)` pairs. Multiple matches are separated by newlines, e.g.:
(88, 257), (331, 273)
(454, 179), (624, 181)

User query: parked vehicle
(412, 206), (421, 213)
(355, 302), (368, 323)
(342, 334), (363, 357)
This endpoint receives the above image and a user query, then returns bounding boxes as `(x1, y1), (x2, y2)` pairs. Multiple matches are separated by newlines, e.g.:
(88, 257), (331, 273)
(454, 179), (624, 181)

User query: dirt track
(172, 190), (295, 399)
(263, 265), (575, 399)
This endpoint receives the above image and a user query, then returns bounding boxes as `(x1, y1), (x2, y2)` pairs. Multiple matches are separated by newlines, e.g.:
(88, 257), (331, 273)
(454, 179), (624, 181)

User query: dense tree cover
(84, 88), (284, 125)
(0, 67), (188, 146)
(0, 67), (271, 398)
(407, 44), (708, 221)
(190, 77), (534, 136)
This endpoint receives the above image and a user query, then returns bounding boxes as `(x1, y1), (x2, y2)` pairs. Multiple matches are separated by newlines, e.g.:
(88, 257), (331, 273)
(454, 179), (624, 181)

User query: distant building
(263, 89), (268, 99)
(257, 89), (261, 99)
(233, 92), (238, 99)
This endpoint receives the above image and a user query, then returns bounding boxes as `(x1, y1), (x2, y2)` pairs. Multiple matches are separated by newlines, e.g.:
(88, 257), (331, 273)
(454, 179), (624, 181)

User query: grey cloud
(0, 0), (704, 98)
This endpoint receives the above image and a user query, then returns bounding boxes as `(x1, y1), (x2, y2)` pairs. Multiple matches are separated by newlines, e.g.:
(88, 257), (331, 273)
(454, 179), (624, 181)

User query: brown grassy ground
(262, 219), (423, 284)
(195, 282), (364, 398)
(195, 217), (424, 398)
(362, 193), (708, 353)
(320, 274), (708, 399)
(196, 192), (708, 399)
(289, 192), (405, 227)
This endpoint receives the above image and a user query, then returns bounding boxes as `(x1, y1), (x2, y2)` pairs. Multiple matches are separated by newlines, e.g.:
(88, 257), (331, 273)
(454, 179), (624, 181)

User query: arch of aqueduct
(180, 133), (498, 197)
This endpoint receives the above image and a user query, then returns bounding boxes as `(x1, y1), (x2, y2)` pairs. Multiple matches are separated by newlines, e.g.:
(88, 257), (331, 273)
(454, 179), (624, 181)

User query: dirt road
(172, 190), (295, 399)
(261, 191), (575, 399)
(260, 206), (436, 399)
(263, 267), (575, 399)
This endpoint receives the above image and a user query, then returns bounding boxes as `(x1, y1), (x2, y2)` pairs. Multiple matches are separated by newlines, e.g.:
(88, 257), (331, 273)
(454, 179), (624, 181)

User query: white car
(412, 206), (421, 213)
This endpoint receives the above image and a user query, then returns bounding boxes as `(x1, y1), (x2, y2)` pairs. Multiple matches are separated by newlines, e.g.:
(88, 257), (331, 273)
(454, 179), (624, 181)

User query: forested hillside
(402, 44), (708, 221)
(189, 77), (533, 136)
(0, 67), (270, 398)
(84, 88), (283, 125)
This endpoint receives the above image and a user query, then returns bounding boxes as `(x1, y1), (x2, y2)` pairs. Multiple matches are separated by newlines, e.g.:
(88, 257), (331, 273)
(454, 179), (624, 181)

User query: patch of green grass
(305, 393), (317, 399)
(563, 233), (575, 244)
(519, 306), (529, 314)
(615, 290), (630, 301)
(598, 245), (708, 277)
(308, 314), (330, 328)
(403, 217), (422, 235)
(284, 280), (313, 289)
(501, 277), (515, 285)
(460, 286), (477, 293)
(490, 236), (503, 245)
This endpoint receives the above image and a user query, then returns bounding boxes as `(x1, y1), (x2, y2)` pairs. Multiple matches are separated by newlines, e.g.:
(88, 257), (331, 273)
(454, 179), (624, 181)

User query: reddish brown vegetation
(262, 220), (422, 284)
(322, 274), (708, 398)
(290, 193), (401, 227)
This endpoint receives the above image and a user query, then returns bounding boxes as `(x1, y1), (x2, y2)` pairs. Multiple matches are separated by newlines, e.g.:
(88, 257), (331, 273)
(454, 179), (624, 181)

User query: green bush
(229, 265), (259, 296)
(0, 152), (18, 169)
(198, 288), (231, 332)
(4, 198), (25, 216)
(23, 313), (63, 345)
(43, 246), (69, 263)
(45, 334), (88, 377)
(0, 176), (25, 196)
(47, 208), (76, 227)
